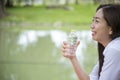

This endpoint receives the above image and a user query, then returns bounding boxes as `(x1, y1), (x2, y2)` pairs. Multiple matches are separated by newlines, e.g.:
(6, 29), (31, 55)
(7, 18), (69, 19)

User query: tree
(101, 0), (115, 4)
(75, 0), (79, 5)
(43, 0), (46, 5)
(5, 0), (13, 7)
(0, 0), (7, 18)
(93, 0), (101, 4)
(65, 0), (69, 5)
(93, 0), (115, 4)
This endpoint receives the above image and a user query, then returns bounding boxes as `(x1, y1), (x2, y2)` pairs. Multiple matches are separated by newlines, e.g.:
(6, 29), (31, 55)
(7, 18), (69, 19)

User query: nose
(91, 22), (94, 29)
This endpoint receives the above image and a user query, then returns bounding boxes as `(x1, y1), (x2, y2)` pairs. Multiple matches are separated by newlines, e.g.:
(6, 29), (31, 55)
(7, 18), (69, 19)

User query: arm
(70, 57), (90, 80)
(62, 41), (90, 80)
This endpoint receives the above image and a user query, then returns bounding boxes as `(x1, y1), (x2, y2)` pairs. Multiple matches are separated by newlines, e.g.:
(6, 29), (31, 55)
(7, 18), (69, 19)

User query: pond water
(0, 29), (97, 80)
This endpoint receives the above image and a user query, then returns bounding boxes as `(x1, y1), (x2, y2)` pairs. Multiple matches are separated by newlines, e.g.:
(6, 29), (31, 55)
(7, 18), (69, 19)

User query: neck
(99, 37), (112, 47)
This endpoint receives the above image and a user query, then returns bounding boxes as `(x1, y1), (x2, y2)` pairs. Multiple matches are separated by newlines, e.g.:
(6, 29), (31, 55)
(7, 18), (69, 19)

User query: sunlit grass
(0, 4), (98, 30)
(0, 4), (99, 80)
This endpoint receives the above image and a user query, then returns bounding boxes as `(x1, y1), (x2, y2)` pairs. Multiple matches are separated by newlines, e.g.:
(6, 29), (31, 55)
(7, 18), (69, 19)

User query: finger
(63, 41), (68, 45)
(77, 41), (80, 45)
(63, 52), (76, 58)
(62, 43), (71, 49)
(62, 48), (66, 53)
(62, 48), (76, 55)
(63, 45), (74, 50)
(62, 48), (71, 53)
(74, 41), (80, 46)
(63, 53), (68, 57)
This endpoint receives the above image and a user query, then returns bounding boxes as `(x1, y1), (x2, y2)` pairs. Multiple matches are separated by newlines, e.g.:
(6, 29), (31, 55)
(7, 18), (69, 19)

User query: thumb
(76, 41), (80, 46)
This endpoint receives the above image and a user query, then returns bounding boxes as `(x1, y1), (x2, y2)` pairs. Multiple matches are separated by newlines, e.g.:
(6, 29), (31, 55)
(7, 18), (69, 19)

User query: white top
(89, 37), (120, 80)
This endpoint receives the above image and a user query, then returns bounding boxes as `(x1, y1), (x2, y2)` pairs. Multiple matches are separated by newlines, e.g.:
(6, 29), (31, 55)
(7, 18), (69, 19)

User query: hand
(62, 41), (80, 60)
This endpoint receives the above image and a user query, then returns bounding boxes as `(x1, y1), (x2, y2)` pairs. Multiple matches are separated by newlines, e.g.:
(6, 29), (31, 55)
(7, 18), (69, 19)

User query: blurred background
(0, 0), (119, 80)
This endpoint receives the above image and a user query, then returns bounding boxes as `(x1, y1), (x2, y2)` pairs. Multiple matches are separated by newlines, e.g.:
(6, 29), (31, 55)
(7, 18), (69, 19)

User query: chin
(92, 37), (97, 41)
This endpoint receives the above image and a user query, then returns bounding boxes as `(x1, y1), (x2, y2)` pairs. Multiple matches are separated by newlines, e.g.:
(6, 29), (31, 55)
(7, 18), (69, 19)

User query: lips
(91, 31), (96, 36)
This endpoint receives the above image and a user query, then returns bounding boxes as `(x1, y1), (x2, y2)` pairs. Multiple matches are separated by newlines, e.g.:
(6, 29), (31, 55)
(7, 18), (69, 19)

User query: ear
(109, 27), (113, 35)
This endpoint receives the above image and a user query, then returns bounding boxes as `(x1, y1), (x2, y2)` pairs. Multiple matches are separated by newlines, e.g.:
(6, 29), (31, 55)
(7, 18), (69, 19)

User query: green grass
(0, 4), (99, 80)
(0, 4), (98, 30)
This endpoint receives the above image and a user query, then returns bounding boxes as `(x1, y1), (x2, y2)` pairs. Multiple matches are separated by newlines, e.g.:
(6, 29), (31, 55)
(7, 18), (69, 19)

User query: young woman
(62, 4), (120, 80)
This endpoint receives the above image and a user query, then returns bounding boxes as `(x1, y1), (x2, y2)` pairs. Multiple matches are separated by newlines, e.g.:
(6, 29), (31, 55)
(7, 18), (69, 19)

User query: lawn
(0, 4), (98, 31)
(0, 3), (99, 80)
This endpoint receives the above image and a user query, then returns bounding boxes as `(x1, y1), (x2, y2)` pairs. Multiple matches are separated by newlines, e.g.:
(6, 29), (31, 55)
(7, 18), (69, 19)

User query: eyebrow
(93, 17), (101, 20)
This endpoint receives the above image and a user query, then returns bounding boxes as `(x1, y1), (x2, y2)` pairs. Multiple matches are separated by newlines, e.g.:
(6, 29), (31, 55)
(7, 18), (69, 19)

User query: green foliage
(0, 4), (98, 30)
(0, 4), (99, 80)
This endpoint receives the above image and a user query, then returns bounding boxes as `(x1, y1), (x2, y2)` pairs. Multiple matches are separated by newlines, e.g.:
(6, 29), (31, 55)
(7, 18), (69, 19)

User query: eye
(95, 19), (99, 23)
(92, 17), (100, 23)
(93, 19), (99, 23)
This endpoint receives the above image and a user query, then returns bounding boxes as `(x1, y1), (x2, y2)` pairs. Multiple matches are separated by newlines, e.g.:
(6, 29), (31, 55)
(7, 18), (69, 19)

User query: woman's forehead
(94, 9), (104, 19)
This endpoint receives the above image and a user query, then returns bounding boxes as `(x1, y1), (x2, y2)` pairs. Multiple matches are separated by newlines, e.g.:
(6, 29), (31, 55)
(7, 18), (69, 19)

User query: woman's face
(91, 8), (112, 45)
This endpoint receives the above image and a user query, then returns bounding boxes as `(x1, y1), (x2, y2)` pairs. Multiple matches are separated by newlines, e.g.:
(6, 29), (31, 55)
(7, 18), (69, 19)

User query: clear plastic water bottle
(68, 30), (78, 45)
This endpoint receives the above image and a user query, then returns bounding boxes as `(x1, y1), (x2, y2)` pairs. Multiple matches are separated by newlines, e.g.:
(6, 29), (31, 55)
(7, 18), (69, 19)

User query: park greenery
(0, 0), (119, 31)
(0, 4), (98, 31)
(0, 3), (99, 71)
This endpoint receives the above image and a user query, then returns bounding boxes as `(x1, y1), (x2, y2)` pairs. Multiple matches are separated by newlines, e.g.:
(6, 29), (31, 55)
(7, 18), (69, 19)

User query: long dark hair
(96, 4), (120, 77)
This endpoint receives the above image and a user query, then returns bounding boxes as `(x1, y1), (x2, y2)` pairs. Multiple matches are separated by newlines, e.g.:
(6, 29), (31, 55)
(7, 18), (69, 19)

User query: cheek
(95, 28), (106, 39)
(98, 27), (107, 34)
(98, 29), (110, 39)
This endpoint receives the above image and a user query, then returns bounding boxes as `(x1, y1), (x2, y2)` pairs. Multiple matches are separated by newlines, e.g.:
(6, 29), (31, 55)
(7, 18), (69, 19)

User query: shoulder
(105, 37), (120, 52)
(109, 37), (120, 49)
(104, 37), (120, 61)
